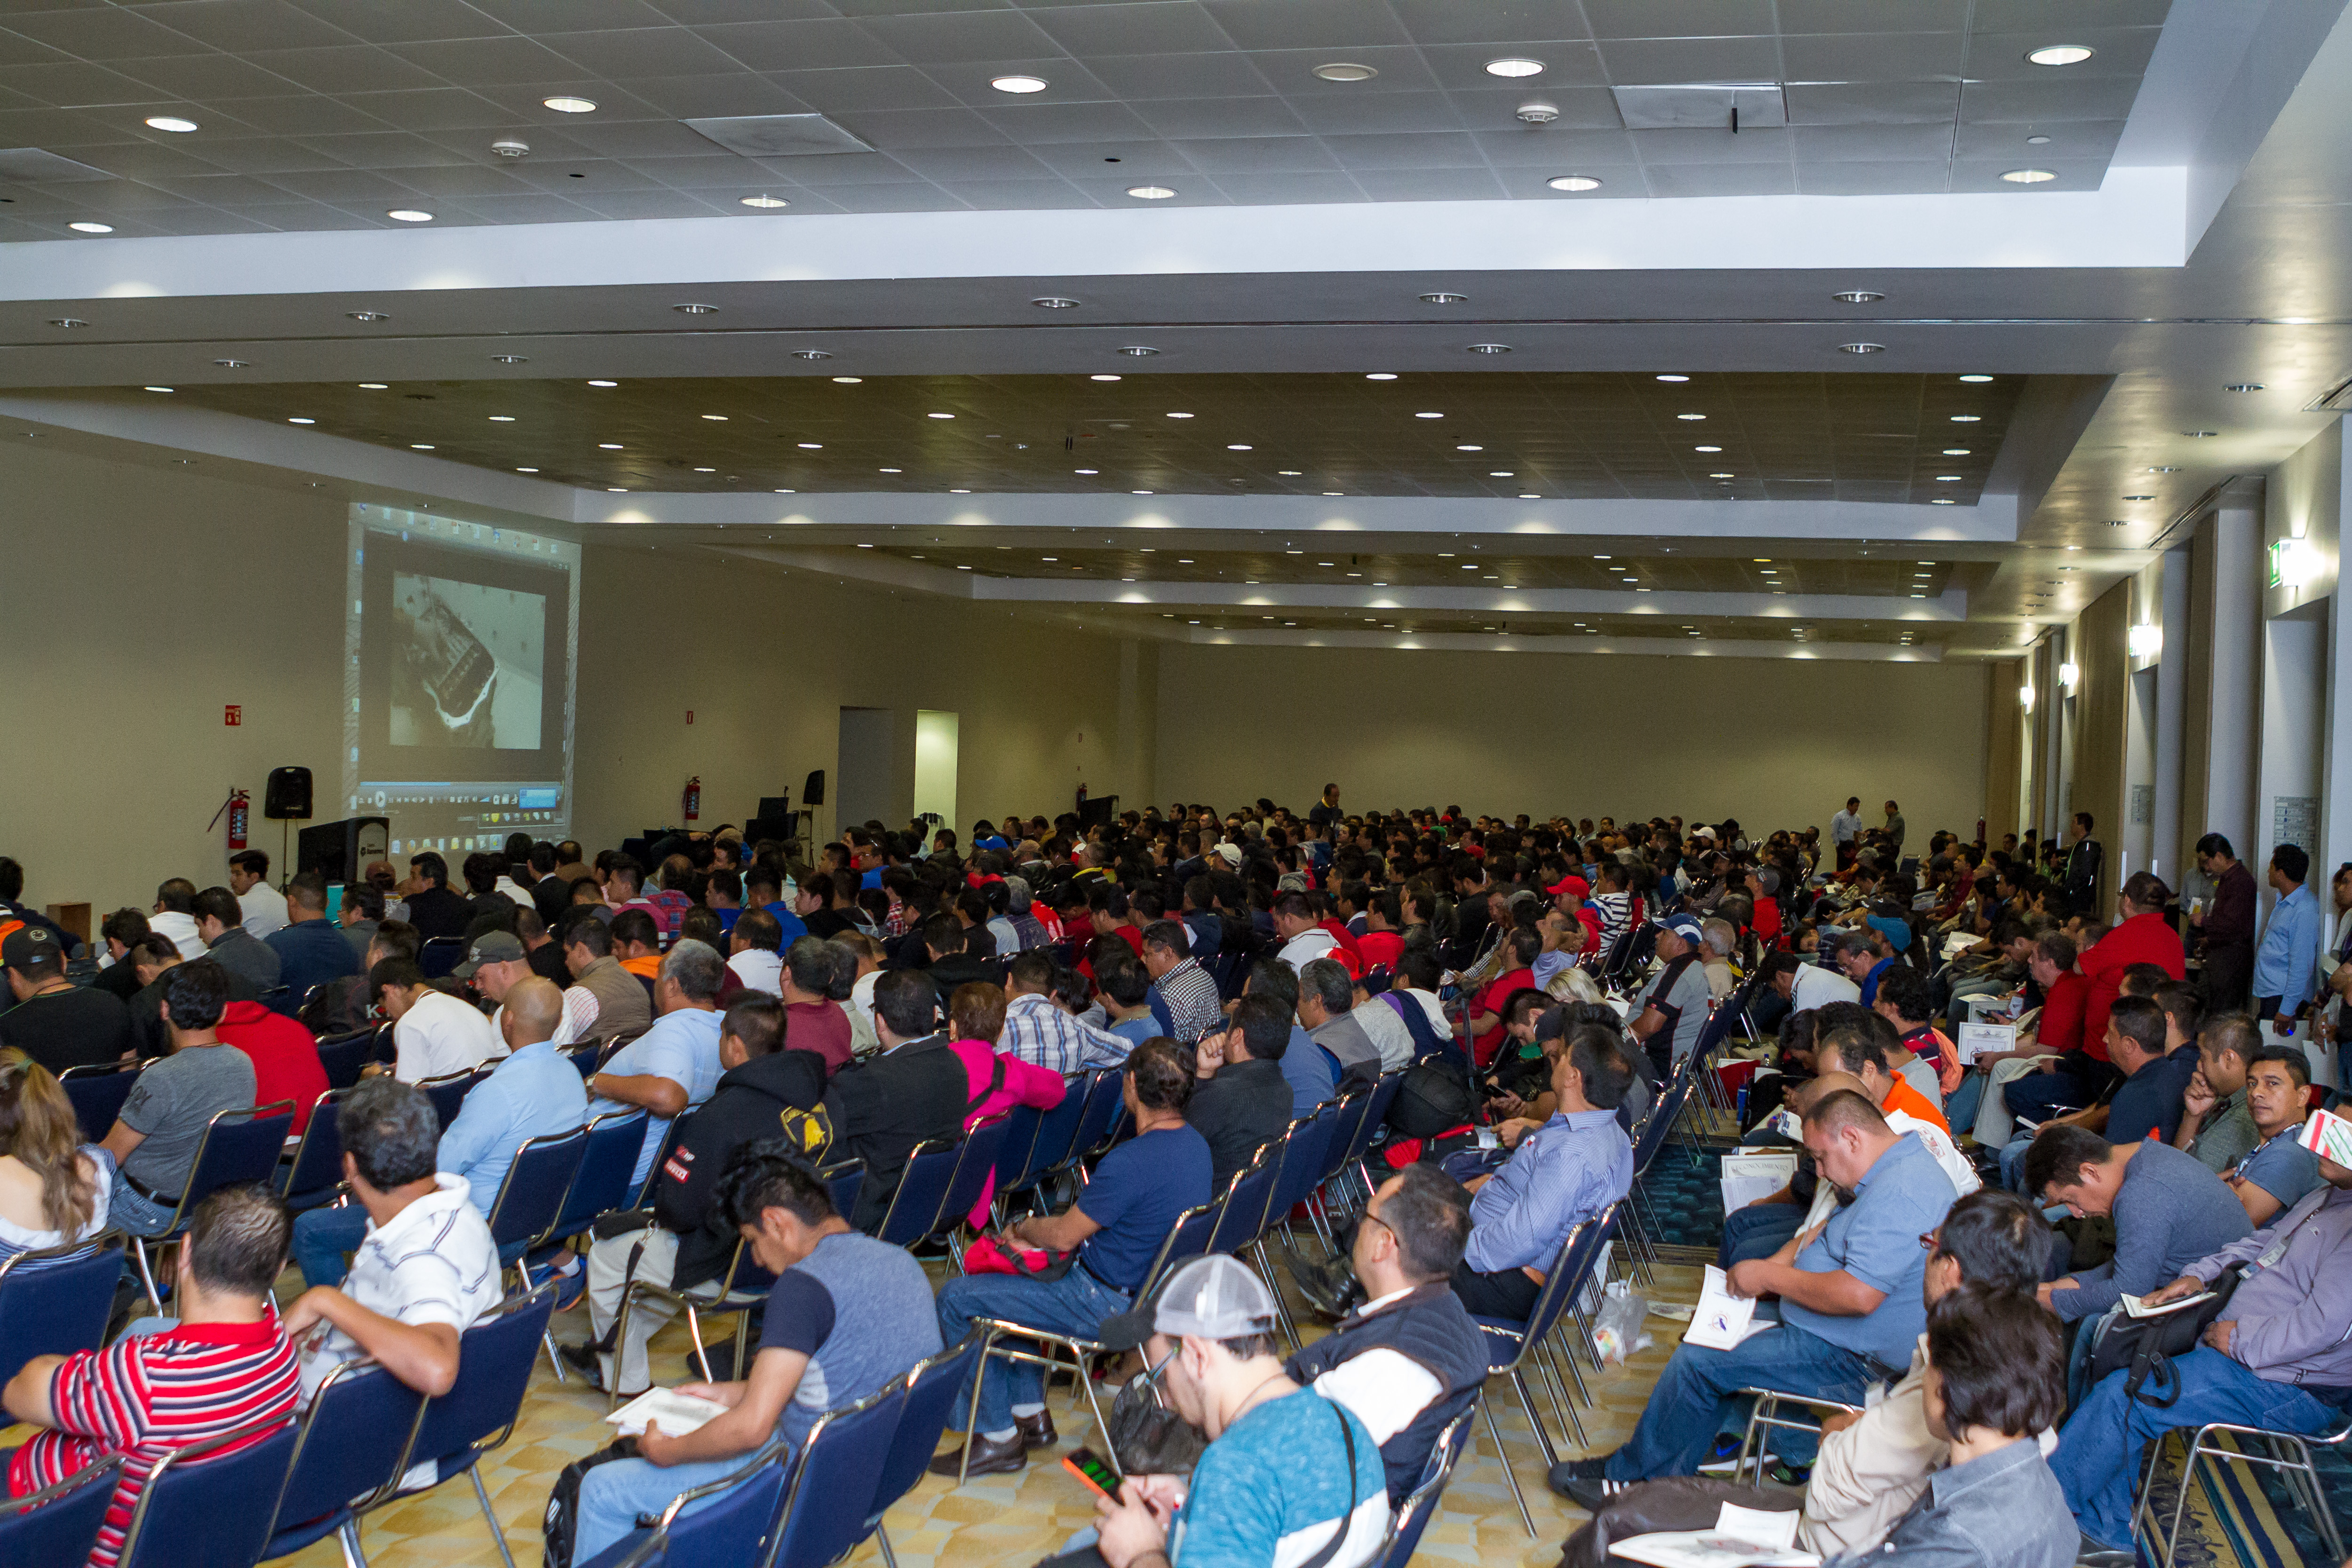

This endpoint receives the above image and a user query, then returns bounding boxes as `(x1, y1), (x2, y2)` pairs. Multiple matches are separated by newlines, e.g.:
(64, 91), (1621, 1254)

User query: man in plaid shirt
(1001, 951), (1135, 1074)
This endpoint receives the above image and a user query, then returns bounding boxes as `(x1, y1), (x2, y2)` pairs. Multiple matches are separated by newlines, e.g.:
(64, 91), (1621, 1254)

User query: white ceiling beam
(1184, 629), (1941, 661)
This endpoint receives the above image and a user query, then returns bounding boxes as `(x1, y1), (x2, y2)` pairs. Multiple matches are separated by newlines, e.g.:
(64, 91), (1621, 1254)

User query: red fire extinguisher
(683, 776), (701, 822)
(210, 788), (250, 851)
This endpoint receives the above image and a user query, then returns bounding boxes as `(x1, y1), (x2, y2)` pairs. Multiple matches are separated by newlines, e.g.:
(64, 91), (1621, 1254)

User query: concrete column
(2181, 487), (2265, 866)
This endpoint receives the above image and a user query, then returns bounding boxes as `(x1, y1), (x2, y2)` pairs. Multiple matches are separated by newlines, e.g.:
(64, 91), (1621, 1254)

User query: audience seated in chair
(1559, 1088), (1963, 1496)
(2174, 1007), (2259, 1175)
(362, 957), (502, 1084)
(1186, 995), (1299, 1195)
(281, 1076), (500, 1487)
(2053, 1120), (2352, 1554)
(1240, 959), (1337, 1116)
(101, 963), (255, 1240)
(2022, 1122), (2252, 1331)
(1000, 949), (1135, 1074)
(820, 971), (976, 1233)
(0, 923), (132, 1073)
(587, 940), (728, 1196)
(1295, 957), (1383, 1095)
(570, 1147), (943, 1563)
(263, 872), (361, 1009)
(2220, 1044), (2323, 1226)
(1, 1185), (301, 1568)
(192, 884), (281, 994)
(932, 1038), (1213, 1478)
(559, 915), (653, 1049)
(0, 1049), (111, 1263)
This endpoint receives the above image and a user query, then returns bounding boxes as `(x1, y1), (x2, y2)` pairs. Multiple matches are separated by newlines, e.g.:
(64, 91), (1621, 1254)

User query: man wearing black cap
(0, 923), (131, 1072)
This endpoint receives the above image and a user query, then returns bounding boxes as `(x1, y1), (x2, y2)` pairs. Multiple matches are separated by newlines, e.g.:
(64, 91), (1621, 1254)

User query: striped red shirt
(7, 1316), (300, 1567)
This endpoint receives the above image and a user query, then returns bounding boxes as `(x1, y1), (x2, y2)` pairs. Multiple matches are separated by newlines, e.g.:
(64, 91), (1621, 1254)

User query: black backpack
(543, 1437), (641, 1568)
(1387, 1061), (1476, 1138)
(2086, 1266), (2242, 1407)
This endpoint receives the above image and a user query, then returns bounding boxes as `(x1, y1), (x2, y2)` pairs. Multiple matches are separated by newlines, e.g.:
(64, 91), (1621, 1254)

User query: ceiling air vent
(683, 114), (874, 158)
(0, 148), (117, 183)
(1610, 84), (1788, 131)
(2304, 374), (2352, 414)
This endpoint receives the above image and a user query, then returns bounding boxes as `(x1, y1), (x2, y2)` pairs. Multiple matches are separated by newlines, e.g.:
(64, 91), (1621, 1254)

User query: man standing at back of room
(2252, 843), (2319, 1040)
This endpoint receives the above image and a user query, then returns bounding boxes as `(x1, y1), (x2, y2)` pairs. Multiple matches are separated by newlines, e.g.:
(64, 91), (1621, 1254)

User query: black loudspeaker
(802, 769), (826, 805)
(264, 766), (313, 820)
(297, 816), (388, 883)
(1077, 794), (1118, 830)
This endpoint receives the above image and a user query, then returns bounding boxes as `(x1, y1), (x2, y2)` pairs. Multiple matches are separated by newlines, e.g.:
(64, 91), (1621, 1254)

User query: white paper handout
(1608, 1530), (1820, 1568)
(604, 1386), (732, 1438)
(1718, 1151), (1798, 1216)
(1682, 1266), (1774, 1351)
(1714, 1504), (1801, 1551)
(1955, 1020), (2014, 1066)
(2121, 1290), (2217, 1319)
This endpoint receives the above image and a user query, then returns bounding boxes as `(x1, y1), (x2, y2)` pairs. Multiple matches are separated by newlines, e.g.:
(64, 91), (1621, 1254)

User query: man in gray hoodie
(2053, 1126), (2352, 1552)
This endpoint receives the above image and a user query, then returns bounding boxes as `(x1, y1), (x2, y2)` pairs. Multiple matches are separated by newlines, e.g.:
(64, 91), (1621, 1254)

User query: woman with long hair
(0, 1049), (109, 1258)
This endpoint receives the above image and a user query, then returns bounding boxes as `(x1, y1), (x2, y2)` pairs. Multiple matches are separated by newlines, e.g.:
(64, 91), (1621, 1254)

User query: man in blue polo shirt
(1555, 1088), (1962, 1504)
(931, 1038), (1213, 1477)
(588, 939), (727, 1199)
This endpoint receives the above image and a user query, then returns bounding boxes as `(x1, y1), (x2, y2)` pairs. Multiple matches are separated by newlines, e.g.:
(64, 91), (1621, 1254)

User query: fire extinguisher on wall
(209, 788), (251, 851)
(683, 776), (701, 822)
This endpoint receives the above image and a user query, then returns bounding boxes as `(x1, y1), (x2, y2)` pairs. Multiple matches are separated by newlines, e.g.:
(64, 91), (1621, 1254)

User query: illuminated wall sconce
(2058, 661), (2080, 691)
(2284, 539), (2320, 589)
(2128, 622), (2162, 658)
(2019, 684), (2035, 712)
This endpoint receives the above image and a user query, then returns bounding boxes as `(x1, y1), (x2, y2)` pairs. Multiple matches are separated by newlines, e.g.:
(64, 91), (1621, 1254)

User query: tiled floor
(242, 1258), (1705, 1568)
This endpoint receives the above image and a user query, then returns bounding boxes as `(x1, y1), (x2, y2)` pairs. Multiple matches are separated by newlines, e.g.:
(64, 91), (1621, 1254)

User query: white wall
(1154, 643), (1993, 839)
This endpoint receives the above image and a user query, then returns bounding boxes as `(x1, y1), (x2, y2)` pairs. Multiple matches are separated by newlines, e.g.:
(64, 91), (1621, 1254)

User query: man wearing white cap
(1629, 915), (1713, 1078)
(1089, 1255), (1389, 1568)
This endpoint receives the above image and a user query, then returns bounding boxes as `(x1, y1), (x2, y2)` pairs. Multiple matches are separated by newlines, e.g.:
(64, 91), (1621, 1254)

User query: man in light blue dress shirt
(2252, 844), (2318, 1039)
(588, 940), (727, 1199)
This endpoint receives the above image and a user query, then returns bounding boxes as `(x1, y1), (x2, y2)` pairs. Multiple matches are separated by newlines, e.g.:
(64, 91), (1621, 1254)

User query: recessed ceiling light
(1950, 414), (1981, 422)
(1931, 498), (1956, 505)
(1838, 342), (1884, 354)
(47, 318), (86, 328)
(1278, 470), (1302, 476)
(587, 379), (617, 388)
(740, 194), (789, 209)
(598, 442), (623, 449)
(1089, 374), (1122, 382)
(1323, 492), (1343, 496)
(1419, 292), (1468, 304)
(287, 416), (315, 425)
(1676, 413), (1706, 421)
(1694, 445), (1722, 453)
(212, 358), (247, 368)
(2027, 134), (2053, 145)
(143, 385), (172, 393)
(2225, 383), (2264, 392)
(792, 350), (832, 361)
(1127, 185), (1176, 199)
(1486, 57), (1545, 77)
(67, 222), (112, 234)
(1226, 443), (1252, 450)
(1313, 62), (1376, 81)
(1032, 296), (1079, 309)
(1710, 472), (1735, 478)
(1830, 289), (1884, 303)
(2001, 168), (2057, 183)
(833, 376), (862, 383)
(1074, 467), (1097, 474)
(928, 411), (954, 420)
(386, 209), (433, 222)
(700, 413), (727, 422)
(1455, 443), (1483, 452)
(1943, 447), (1971, 455)
(1958, 374), (1994, 383)
(1656, 374), (1689, 382)
(1365, 372), (1398, 381)
(693, 466), (715, 473)
(144, 115), (199, 133)
(2027, 44), (2094, 65)
(992, 74), (1048, 93)
(1466, 342), (1511, 354)
(606, 486), (627, 492)
(674, 303), (718, 315)
(880, 466), (902, 473)
(543, 96), (597, 113)
(1546, 175), (1602, 192)
(797, 442), (822, 449)
(516, 467), (538, 473)
(410, 443), (434, 450)
(1166, 411), (1193, 419)
(1935, 474), (1961, 481)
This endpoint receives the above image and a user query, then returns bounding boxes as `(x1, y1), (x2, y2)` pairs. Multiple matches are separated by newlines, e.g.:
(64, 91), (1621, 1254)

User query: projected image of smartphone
(1062, 1447), (1119, 1501)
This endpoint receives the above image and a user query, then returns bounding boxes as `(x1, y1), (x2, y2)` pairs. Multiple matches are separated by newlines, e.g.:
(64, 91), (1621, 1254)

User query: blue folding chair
(821, 1157), (865, 1227)
(1473, 1203), (1621, 1534)
(1064, 1067), (1128, 1165)
(566, 1040), (601, 1080)
(58, 1059), (143, 1144)
(1372, 1406), (1477, 1568)
(871, 1136), (962, 1249)
(357, 1283), (557, 1568)
(259, 1356), (429, 1562)
(931, 1116), (1014, 1266)
(1205, 1138), (1285, 1257)
(132, 1099), (297, 1314)
(416, 1066), (487, 1133)
(418, 936), (468, 979)
(582, 1377), (907, 1568)
(537, 1108), (650, 1254)
(868, 1336), (985, 1568)
(314, 1028), (374, 1090)
(612, 1234), (776, 1403)
(488, 1125), (591, 1275)
(992, 1073), (1088, 1219)
(114, 1413), (301, 1568)
(0, 1232), (124, 1392)
(0, 1454), (121, 1566)
(277, 1088), (351, 1212)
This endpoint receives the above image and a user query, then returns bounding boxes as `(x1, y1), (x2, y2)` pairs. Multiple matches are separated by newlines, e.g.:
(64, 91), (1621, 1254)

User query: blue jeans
(2053, 1347), (2342, 1550)
(576, 1449), (779, 1564)
(292, 1202), (370, 1289)
(1943, 1074), (1985, 1135)
(936, 1266), (1131, 1436)
(1604, 1321), (1880, 1480)
(1716, 1205), (1804, 1271)
(108, 1170), (178, 1239)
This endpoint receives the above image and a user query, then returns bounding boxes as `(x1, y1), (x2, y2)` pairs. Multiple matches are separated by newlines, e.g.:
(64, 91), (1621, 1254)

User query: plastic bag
(1591, 1278), (1653, 1366)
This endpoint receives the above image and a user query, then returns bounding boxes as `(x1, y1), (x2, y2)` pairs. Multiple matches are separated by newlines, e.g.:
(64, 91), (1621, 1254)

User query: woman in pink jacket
(946, 982), (1068, 1227)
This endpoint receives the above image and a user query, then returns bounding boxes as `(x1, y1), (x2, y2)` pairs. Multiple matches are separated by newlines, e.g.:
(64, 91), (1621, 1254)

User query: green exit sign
(2270, 538), (2287, 588)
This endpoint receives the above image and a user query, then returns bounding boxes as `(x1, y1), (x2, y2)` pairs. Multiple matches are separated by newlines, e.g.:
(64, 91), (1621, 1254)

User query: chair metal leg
(608, 1289), (637, 1413)
(731, 1311), (751, 1383)
(336, 1518), (373, 1568)
(1533, 1345), (1583, 1449)
(1478, 1391), (1537, 1536)
(961, 1328), (997, 1487)
(542, 1329), (566, 1384)
(876, 1520), (899, 1568)
(1078, 1354), (1119, 1473)
(135, 1236), (165, 1317)
(1510, 1368), (1561, 1470)
(686, 1303), (713, 1382)
(469, 1466), (518, 1568)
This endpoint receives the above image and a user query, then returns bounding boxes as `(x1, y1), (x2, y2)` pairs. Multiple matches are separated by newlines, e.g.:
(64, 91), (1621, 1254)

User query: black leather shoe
(1284, 1246), (1362, 1320)
(556, 1340), (602, 1379)
(929, 1430), (1028, 1478)
(1016, 1409), (1058, 1451)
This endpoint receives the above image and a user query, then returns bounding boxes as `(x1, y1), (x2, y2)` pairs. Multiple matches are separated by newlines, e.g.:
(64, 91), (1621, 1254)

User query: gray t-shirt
(1643, 955), (1713, 1068)
(119, 1044), (256, 1191)
(757, 1230), (943, 1447)
(2233, 1127), (2325, 1209)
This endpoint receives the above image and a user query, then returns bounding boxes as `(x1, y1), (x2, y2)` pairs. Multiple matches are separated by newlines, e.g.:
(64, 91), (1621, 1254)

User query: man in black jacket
(1188, 994), (1296, 1194)
(1283, 1162), (1489, 1502)
(400, 851), (472, 940)
(821, 968), (971, 1232)
(563, 995), (825, 1394)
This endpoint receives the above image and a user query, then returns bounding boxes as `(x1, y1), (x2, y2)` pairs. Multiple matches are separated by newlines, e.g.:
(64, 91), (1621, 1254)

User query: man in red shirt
(1460, 926), (1540, 1068)
(2079, 872), (2185, 1050)
(1355, 891), (1407, 973)
(1, 1186), (301, 1568)
(1745, 868), (1784, 942)
(215, 998), (330, 1135)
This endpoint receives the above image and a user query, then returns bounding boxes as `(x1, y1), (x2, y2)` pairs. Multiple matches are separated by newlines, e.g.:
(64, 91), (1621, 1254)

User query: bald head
(501, 976), (564, 1051)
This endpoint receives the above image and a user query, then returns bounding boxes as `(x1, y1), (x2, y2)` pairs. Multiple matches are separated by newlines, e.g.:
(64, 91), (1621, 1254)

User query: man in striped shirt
(1, 1186), (300, 1568)
(1141, 920), (1224, 1044)
(1000, 950), (1134, 1074)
